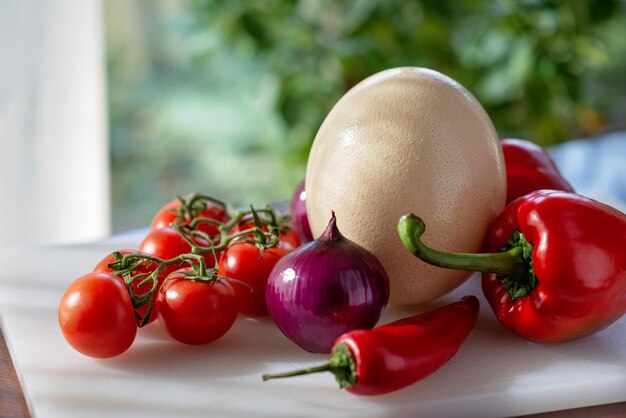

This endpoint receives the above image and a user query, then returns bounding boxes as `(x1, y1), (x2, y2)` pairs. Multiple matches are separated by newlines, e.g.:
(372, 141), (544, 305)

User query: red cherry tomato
(93, 249), (163, 325)
(229, 220), (301, 252)
(150, 198), (229, 237)
(217, 242), (288, 316)
(139, 227), (220, 272)
(156, 269), (238, 345)
(277, 228), (301, 251)
(58, 272), (137, 358)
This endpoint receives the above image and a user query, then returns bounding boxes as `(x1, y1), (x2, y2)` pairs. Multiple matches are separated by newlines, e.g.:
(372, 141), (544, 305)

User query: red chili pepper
(398, 190), (626, 342)
(262, 296), (479, 396)
(501, 138), (574, 203)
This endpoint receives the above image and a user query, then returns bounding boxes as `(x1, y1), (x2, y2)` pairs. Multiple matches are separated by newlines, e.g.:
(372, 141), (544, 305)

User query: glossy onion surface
(266, 214), (389, 353)
(289, 181), (314, 243)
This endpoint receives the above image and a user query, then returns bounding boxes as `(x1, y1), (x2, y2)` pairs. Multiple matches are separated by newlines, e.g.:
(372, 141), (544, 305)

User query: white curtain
(0, 0), (110, 246)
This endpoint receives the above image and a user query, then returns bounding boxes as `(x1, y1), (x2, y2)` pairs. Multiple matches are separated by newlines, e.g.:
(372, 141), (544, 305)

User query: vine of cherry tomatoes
(58, 194), (300, 358)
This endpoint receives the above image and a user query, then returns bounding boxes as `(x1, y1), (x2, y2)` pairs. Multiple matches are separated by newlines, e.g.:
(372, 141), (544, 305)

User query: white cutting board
(0, 230), (625, 418)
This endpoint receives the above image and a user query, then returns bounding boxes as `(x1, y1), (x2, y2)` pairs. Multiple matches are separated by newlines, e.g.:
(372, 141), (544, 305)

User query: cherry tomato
(139, 227), (220, 271)
(156, 269), (238, 345)
(217, 242), (288, 316)
(150, 198), (229, 237)
(58, 272), (137, 358)
(277, 228), (301, 251)
(93, 249), (163, 325)
(229, 220), (301, 252)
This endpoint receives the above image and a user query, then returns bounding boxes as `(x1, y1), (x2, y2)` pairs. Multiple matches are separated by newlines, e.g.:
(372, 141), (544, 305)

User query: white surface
(0, 230), (625, 418)
(0, 0), (109, 246)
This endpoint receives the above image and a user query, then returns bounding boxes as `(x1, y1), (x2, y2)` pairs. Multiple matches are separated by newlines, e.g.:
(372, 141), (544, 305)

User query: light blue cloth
(548, 131), (626, 213)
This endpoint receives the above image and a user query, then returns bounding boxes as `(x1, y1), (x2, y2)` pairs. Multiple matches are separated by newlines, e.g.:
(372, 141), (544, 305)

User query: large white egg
(305, 67), (506, 305)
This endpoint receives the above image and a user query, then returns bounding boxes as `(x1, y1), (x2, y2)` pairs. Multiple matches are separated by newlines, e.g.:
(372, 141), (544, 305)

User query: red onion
(289, 181), (313, 243)
(266, 212), (389, 353)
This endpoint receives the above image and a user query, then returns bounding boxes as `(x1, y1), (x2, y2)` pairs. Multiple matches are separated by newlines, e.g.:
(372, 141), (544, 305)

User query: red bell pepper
(501, 138), (574, 203)
(262, 296), (479, 396)
(398, 190), (626, 343)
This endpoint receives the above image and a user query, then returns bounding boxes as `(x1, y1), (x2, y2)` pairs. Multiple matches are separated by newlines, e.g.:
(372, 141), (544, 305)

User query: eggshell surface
(305, 67), (506, 305)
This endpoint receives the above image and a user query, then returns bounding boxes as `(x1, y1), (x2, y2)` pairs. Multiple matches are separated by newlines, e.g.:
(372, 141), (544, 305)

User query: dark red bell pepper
(501, 138), (574, 203)
(398, 190), (626, 342)
(262, 296), (479, 395)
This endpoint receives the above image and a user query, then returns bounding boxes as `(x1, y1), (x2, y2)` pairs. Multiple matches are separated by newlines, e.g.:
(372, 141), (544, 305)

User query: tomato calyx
(162, 260), (251, 291)
(108, 250), (250, 326)
(106, 251), (209, 326)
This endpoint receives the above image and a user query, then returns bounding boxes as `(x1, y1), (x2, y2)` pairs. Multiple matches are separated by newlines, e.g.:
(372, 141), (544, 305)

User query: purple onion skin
(266, 213), (390, 353)
(289, 181), (314, 243)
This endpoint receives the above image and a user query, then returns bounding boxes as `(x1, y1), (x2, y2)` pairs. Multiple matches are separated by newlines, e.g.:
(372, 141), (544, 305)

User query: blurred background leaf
(106, 0), (626, 230)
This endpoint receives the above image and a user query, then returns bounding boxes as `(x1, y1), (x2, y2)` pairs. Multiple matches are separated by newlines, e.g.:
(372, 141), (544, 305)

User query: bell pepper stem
(397, 213), (528, 279)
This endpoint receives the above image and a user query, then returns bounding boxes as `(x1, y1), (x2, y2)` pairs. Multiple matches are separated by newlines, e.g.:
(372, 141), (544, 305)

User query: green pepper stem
(262, 343), (357, 389)
(262, 362), (335, 381)
(397, 213), (527, 279)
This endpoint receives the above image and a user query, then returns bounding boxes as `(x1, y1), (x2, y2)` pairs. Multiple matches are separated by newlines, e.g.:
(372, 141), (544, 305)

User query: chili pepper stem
(262, 362), (336, 380)
(262, 343), (357, 389)
(397, 213), (537, 299)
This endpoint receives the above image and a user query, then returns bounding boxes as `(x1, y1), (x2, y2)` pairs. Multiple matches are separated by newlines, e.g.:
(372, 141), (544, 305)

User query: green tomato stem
(107, 200), (292, 326)
(175, 193), (229, 223)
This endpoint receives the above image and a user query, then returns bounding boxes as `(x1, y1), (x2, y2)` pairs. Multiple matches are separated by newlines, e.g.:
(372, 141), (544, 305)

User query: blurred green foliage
(107, 0), (626, 230)
(107, 1), (297, 229)
(191, 0), (625, 150)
